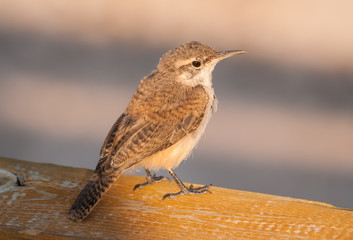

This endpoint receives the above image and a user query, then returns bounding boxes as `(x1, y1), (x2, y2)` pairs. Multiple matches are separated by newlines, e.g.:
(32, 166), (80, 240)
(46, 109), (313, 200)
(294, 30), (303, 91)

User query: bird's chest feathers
(137, 83), (217, 171)
(193, 87), (216, 140)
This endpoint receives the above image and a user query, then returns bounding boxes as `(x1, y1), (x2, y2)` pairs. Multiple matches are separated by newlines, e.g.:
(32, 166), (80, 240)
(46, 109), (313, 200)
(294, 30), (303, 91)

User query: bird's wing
(68, 95), (207, 221)
(99, 113), (143, 160)
(95, 85), (209, 176)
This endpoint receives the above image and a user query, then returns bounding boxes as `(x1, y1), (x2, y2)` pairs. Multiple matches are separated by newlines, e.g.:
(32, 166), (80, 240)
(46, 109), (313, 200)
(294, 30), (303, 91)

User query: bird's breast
(138, 87), (216, 171)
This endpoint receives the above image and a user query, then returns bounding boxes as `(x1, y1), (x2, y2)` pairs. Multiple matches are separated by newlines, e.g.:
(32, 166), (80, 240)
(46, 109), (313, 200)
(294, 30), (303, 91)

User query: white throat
(178, 64), (216, 89)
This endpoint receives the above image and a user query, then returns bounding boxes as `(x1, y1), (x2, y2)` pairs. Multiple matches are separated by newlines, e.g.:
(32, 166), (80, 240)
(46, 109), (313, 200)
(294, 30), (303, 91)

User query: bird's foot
(133, 174), (169, 191)
(162, 184), (212, 200)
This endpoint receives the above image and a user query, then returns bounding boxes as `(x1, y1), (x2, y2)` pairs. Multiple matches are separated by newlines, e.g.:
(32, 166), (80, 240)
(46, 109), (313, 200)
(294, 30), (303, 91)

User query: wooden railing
(1, 157), (352, 239)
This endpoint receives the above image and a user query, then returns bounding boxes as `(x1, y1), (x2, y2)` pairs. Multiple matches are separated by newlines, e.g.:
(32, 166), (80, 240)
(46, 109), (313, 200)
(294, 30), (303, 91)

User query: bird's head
(158, 41), (246, 87)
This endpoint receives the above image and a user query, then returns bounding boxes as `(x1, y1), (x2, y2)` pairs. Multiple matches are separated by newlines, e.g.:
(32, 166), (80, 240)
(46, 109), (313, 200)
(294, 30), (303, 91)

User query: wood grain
(0, 157), (353, 239)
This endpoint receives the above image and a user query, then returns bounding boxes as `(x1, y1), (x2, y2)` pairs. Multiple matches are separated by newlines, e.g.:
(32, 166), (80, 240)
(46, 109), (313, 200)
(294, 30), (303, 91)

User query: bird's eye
(192, 61), (201, 68)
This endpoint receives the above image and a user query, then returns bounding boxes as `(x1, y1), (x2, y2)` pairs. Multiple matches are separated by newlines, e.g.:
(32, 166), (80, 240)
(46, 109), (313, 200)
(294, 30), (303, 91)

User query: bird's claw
(133, 175), (169, 191)
(162, 184), (212, 200)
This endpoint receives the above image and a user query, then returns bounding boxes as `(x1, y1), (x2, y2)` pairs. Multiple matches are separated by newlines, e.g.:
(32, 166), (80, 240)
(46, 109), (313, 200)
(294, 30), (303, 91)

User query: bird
(68, 41), (246, 222)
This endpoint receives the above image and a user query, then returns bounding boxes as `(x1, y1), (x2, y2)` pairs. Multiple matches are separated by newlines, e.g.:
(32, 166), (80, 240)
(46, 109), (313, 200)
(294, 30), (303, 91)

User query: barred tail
(68, 175), (118, 222)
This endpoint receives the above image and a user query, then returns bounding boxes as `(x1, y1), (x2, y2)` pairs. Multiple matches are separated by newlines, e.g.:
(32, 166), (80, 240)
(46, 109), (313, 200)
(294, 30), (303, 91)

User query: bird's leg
(133, 168), (169, 191)
(162, 169), (212, 200)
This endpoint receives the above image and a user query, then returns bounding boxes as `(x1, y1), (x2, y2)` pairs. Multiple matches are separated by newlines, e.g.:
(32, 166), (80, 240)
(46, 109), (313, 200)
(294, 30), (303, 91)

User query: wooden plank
(0, 157), (353, 239)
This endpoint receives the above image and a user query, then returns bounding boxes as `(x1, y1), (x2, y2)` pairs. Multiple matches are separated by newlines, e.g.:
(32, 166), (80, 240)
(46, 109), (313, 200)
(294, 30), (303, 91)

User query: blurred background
(1, 1), (353, 208)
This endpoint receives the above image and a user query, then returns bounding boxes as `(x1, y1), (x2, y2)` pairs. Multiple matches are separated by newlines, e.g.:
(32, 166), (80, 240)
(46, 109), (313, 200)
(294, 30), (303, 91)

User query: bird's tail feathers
(68, 174), (118, 222)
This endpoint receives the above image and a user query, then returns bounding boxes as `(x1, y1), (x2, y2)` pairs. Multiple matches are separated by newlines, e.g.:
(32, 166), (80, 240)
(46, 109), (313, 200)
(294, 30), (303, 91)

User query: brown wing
(68, 83), (209, 222)
(99, 113), (143, 160)
(95, 84), (209, 175)
(68, 101), (206, 222)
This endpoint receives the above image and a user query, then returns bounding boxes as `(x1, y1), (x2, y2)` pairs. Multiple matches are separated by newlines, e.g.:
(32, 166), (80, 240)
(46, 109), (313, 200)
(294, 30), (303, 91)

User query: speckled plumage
(68, 41), (246, 222)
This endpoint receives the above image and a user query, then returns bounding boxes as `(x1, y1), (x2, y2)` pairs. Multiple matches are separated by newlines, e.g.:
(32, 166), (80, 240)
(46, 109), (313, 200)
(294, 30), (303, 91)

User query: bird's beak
(216, 50), (247, 61)
(207, 49), (246, 68)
